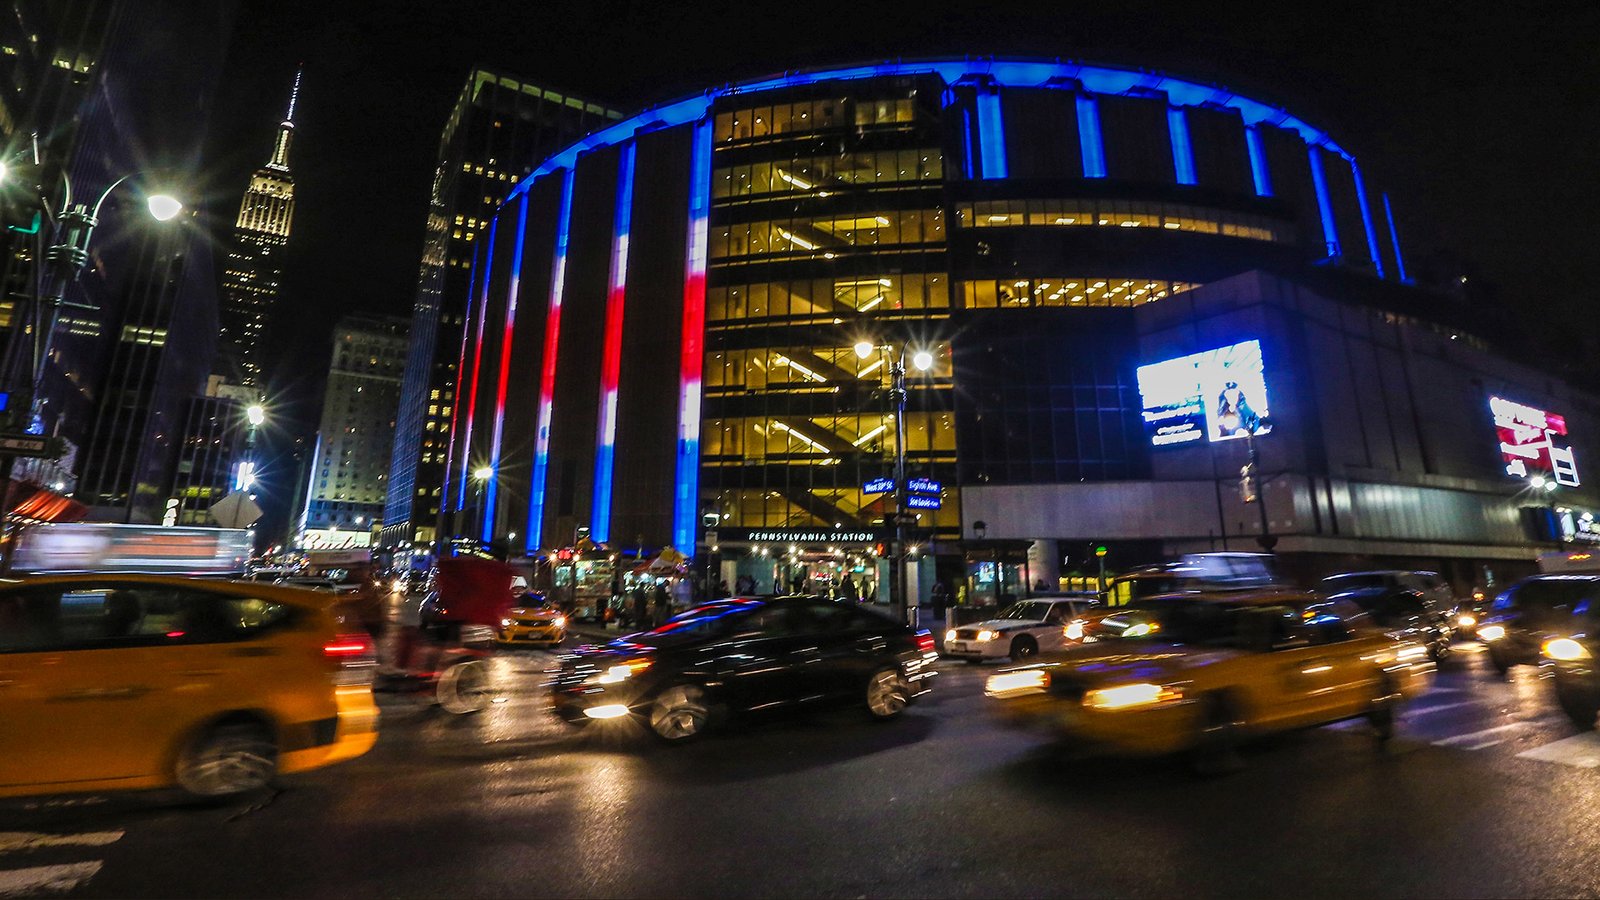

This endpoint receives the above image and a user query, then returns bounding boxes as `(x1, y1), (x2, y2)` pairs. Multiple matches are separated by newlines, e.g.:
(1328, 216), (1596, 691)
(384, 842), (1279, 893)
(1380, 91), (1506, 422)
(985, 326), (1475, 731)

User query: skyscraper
(380, 69), (622, 553)
(299, 313), (408, 548)
(217, 69), (299, 390)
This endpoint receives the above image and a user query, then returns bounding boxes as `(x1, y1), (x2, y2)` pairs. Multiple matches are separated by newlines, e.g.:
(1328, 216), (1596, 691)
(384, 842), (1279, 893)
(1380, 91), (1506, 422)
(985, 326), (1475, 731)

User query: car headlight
(985, 669), (1050, 697)
(1544, 638), (1591, 661)
(1457, 613), (1476, 628)
(1064, 621), (1084, 641)
(1083, 682), (1182, 710)
(944, 629), (958, 643)
(593, 659), (653, 684)
(500, 617), (514, 628)
(976, 629), (1000, 642)
(1478, 624), (1506, 641)
(552, 616), (567, 629)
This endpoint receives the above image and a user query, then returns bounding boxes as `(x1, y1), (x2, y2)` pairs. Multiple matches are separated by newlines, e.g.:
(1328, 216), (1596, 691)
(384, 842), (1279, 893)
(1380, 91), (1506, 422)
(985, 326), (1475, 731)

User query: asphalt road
(5, 641), (1600, 899)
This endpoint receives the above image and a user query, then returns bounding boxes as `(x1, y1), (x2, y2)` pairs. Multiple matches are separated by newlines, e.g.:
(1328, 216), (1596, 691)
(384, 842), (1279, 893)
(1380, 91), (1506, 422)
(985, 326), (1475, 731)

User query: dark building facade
(444, 57), (1571, 599)
(380, 69), (623, 554)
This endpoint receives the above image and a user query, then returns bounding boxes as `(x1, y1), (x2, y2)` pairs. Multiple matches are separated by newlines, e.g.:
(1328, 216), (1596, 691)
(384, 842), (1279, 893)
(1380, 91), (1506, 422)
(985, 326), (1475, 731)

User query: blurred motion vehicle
(1478, 575), (1599, 675)
(1317, 570), (1458, 662)
(1542, 622), (1600, 730)
(389, 557), (522, 713)
(944, 594), (1098, 662)
(551, 597), (938, 741)
(0, 575), (379, 799)
(497, 593), (567, 647)
(1102, 552), (1280, 607)
(985, 591), (1435, 770)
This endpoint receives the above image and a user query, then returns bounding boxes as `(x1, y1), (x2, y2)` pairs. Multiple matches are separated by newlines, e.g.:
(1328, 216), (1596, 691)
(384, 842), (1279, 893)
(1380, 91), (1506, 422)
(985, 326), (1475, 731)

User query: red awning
(5, 481), (89, 524)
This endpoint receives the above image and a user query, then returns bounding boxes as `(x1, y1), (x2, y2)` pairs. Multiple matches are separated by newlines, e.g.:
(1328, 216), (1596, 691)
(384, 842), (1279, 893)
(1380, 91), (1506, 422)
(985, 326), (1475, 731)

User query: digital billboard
(1490, 395), (1579, 486)
(1137, 340), (1271, 448)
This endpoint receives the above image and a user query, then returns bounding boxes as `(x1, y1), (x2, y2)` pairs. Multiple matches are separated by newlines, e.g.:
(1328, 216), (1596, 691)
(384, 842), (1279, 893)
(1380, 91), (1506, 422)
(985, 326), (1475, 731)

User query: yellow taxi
(0, 574), (380, 799)
(986, 591), (1434, 767)
(496, 602), (567, 647)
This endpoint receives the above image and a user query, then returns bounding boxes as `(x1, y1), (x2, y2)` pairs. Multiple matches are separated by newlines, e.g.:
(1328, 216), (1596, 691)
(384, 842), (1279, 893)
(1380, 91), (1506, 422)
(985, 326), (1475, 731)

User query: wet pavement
(5, 640), (1600, 898)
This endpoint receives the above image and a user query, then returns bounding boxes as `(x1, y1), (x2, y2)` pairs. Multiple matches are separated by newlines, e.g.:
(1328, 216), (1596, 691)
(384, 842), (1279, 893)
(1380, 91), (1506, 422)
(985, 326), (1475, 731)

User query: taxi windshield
(996, 601), (1055, 621)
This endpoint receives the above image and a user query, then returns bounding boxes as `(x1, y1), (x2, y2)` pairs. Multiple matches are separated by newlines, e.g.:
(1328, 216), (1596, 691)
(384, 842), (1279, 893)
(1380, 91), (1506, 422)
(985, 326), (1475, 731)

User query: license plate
(947, 641), (967, 652)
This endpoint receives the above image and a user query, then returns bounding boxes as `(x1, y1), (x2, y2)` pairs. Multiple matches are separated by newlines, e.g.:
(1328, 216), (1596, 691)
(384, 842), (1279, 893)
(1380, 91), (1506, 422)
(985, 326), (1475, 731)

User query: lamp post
(855, 339), (934, 627)
(1230, 415), (1275, 552)
(471, 466), (493, 545)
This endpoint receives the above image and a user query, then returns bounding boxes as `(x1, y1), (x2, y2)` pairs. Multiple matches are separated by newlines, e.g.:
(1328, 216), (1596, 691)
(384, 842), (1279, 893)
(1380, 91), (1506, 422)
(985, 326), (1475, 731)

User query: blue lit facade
(439, 57), (1572, 589)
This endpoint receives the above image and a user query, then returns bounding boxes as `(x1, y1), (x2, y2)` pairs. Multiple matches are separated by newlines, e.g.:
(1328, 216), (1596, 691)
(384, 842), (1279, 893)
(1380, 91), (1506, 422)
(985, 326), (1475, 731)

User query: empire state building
(218, 70), (299, 389)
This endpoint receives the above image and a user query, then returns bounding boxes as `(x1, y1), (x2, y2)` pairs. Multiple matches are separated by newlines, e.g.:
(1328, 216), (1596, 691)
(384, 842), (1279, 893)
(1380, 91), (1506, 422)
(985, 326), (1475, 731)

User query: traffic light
(1094, 545), (1108, 558)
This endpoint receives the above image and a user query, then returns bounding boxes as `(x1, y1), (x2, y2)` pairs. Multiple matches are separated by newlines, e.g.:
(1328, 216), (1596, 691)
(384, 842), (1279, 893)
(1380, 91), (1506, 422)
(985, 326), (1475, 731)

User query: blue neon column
(1349, 161), (1385, 278)
(975, 87), (1008, 179)
(484, 195), (529, 543)
(527, 169), (576, 552)
(455, 243), (490, 512)
(1075, 93), (1106, 178)
(590, 141), (636, 544)
(1167, 106), (1196, 185)
(1383, 192), (1409, 282)
(1245, 126), (1272, 196)
(474, 217), (501, 541)
(961, 108), (976, 179)
(1307, 146), (1340, 258)
(672, 118), (712, 553)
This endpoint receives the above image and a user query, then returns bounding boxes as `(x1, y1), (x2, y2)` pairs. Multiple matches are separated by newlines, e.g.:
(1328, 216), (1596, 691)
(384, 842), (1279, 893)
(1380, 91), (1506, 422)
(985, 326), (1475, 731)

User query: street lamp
(856, 338), (936, 627)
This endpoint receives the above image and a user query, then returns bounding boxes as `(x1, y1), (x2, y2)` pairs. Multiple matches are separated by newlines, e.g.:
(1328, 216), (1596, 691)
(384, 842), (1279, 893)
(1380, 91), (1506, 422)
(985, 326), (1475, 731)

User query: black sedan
(550, 597), (938, 741)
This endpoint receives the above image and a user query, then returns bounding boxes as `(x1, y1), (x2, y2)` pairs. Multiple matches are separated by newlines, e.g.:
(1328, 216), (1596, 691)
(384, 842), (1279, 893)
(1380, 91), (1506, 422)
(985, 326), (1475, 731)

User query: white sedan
(943, 595), (1100, 662)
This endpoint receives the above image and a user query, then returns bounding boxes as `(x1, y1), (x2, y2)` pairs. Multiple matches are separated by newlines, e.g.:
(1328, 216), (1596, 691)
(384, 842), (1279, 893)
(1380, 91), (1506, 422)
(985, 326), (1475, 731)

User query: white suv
(943, 594), (1099, 662)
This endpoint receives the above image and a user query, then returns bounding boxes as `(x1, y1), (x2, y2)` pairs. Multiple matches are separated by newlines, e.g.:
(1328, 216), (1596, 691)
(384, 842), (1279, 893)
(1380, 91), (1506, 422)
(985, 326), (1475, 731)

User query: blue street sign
(906, 494), (941, 510)
(907, 477), (941, 494)
(863, 477), (893, 495)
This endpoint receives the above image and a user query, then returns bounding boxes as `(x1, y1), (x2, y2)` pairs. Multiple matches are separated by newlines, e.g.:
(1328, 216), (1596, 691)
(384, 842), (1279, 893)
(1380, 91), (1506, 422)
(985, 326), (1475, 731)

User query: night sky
(199, 0), (1600, 540)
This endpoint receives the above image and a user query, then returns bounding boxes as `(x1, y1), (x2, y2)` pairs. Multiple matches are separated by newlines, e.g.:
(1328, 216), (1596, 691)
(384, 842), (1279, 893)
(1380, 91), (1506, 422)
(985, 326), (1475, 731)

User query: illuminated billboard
(1490, 395), (1579, 486)
(11, 524), (253, 575)
(1137, 340), (1272, 447)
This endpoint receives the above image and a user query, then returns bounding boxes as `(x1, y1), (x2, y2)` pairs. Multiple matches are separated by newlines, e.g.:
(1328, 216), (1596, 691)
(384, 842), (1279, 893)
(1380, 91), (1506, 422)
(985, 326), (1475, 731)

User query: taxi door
(1237, 607), (1352, 729)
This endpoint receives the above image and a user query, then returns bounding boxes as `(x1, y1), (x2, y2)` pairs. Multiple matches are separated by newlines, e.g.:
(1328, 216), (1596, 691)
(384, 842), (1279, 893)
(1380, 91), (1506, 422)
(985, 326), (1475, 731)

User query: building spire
(268, 66), (301, 171)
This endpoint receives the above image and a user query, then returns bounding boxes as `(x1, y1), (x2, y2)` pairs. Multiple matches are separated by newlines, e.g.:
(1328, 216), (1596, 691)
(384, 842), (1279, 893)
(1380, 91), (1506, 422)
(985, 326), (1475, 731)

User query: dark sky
(200, 0), (1600, 536)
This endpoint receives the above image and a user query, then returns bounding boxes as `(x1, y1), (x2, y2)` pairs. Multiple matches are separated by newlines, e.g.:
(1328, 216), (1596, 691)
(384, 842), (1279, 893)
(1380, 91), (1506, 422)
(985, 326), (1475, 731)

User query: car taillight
(915, 630), (936, 654)
(324, 633), (376, 685)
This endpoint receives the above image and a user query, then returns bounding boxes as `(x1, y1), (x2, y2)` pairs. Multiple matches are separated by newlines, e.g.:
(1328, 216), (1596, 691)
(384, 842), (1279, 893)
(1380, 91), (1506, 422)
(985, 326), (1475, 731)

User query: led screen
(1490, 395), (1579, 486)
(1137, 339), (1271, 447)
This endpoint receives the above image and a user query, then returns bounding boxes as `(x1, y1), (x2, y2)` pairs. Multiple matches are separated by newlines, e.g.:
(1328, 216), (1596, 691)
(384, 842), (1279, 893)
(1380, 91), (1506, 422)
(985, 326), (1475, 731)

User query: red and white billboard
(1491, 395), (1579, 486)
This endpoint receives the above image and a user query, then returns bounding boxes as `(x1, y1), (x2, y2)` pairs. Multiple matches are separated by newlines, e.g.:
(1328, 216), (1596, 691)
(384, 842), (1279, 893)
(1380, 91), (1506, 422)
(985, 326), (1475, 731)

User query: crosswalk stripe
(1410, 700), (1481, 716)
(1515, 732), (1600, 768)
(0, 862), (102, 898)
(0, 831), (124, 854)
(1433, 722), (1526, 746)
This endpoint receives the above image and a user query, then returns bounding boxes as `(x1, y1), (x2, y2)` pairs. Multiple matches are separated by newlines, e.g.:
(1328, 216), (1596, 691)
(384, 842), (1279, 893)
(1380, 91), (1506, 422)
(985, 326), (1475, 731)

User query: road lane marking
(1516, 732), (1600, 768)
(0, 831), (123, 854)
(1433, 722), (1526, 746)
(0, 862), (102, 897)
(1410, 700), (1481, 716)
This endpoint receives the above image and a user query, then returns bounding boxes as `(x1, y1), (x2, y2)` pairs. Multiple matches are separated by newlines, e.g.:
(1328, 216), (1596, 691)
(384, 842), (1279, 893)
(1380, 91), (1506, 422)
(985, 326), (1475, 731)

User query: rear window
(1497, 579), (1596, 623)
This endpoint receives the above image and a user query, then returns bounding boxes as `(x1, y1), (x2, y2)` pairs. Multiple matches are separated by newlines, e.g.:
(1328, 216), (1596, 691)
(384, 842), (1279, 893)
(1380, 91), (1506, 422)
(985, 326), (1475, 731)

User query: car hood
(506, 606), (562, 618)
(968, 618), (1046, 631)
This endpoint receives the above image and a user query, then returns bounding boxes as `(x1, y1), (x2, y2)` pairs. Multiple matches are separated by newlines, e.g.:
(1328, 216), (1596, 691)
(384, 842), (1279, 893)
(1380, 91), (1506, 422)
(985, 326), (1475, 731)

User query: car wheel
(175, 722), (278, 799)
(650, 684), (711, 742)
(1190, 692), (1244, 776)
(1429, 639), (1451, 664)
(1008, 636), (1038, 661)
(1554, 682), (1600, 731)
(865, 667), (911, 719)
(1487, 649), (1511, 677)
(437, 659), (492, 714)
(1368, 674), (1399, 745)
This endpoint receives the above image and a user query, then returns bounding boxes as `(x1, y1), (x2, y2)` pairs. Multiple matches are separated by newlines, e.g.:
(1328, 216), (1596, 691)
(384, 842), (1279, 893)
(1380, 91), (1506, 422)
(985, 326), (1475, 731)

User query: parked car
(985, 590), (1435, 770)
(944, 594), (1099, 662)
(1317, 570), (1459, 661)
(1479, 575), (1599, 675)
(550, 597), (937, 741)
(0, 574), (380, 799)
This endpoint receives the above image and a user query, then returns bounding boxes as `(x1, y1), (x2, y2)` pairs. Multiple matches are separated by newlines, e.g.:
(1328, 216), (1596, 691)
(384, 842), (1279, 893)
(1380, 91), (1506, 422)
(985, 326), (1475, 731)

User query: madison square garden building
(441, 57), (1597, 599)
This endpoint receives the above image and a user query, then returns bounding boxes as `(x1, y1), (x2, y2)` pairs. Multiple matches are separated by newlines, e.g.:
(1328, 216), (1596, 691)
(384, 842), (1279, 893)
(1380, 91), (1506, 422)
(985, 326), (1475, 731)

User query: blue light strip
(671, 118), (713, 553)
(509, 57), (1355, 198)
(960, 108), (975, 179)
(1349, 161), (1385, 278)
(1383, 192), (1409, 283)
(975, 88), (1008, 179)
(526, 170), (576, 550)
(1307, 147), (1340, 258)
(590, 141), (637, 544)
(1075, 93), (1106, 178)
(1245, 126), (1272, 197)
(1167, 106), (1196, 185)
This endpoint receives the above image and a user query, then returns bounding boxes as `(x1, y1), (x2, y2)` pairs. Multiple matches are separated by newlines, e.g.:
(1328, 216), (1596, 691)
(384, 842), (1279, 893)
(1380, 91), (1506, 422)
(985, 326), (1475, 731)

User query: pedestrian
(931, 580), (949, 615)
(631, 584), (648, 630)
(653, 581), (670, 627)
(714, 577), (730, 601)
(841, 574), (859, 603)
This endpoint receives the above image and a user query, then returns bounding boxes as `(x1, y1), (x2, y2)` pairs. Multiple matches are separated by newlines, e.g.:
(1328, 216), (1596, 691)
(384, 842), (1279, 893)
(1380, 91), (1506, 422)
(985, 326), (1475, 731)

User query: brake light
(324, 633), (376, 686)
(324, 636), (373, 658)
(915, 630), (936, 654)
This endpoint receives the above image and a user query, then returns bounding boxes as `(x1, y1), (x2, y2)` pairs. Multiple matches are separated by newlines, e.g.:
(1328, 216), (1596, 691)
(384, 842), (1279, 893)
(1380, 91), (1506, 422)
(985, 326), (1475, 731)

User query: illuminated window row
(714, 96), (916, 144)
(702, 412), (955, 462)
(954, 199), (1288, 242)
(710, 209), (944, 262)
(706, 344), (951, 393)
(712, 149), (941, 201)
(710, 486), (958, 532)
(708, 273), (950, 325)
(960, 277), (1199, 309)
